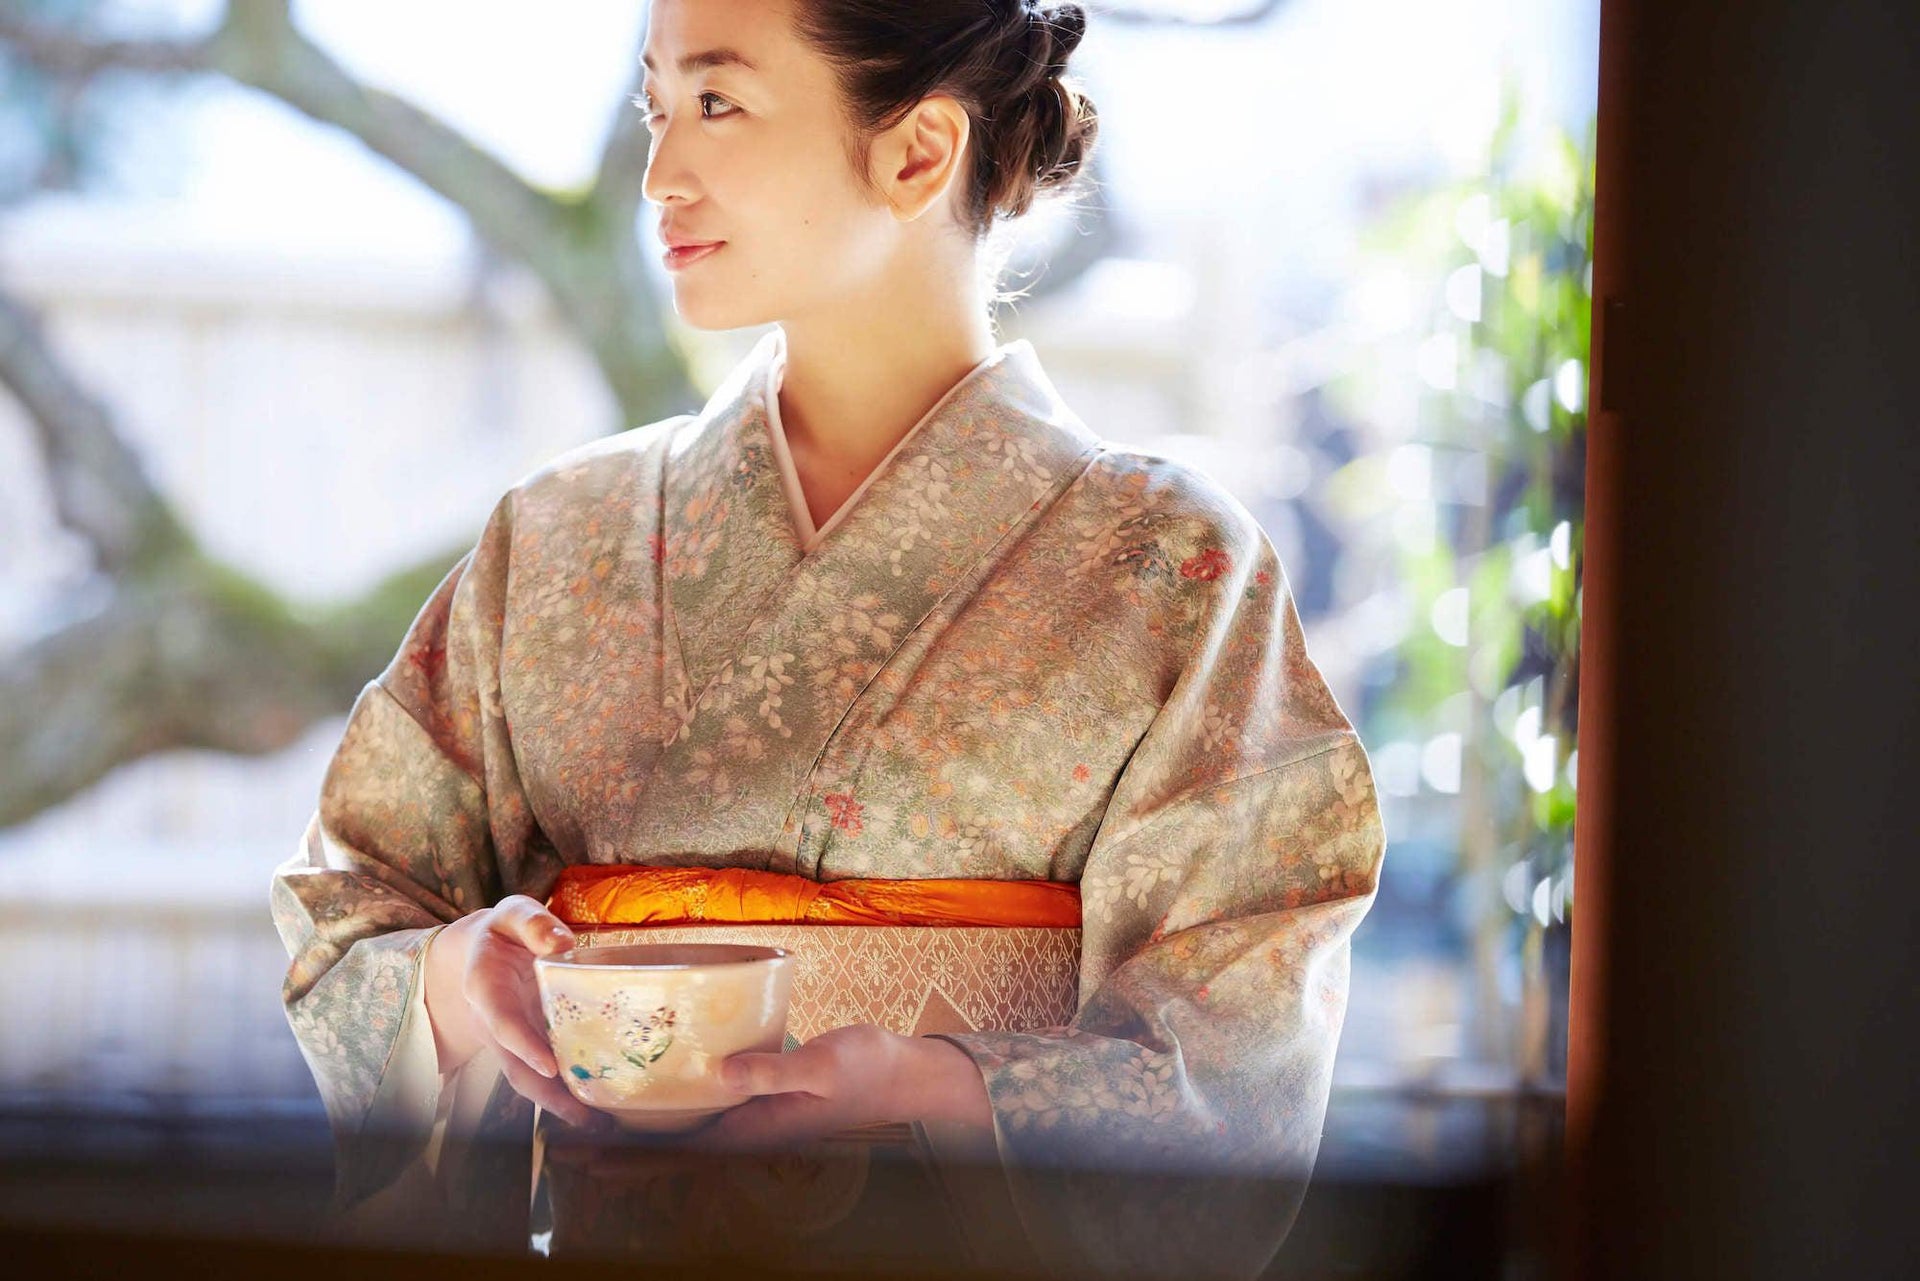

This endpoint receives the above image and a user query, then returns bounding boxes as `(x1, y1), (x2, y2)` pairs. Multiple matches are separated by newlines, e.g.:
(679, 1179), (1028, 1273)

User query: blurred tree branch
(0, 0), (698, 422)
(0, 535), (467, 828)
(0, 279), (472, 826)
(0, 0), (1127, 827)
(0, 291), (189, 575)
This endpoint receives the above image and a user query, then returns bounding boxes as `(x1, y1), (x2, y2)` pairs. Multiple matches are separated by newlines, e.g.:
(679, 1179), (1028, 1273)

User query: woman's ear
(875, 94), (971, 223)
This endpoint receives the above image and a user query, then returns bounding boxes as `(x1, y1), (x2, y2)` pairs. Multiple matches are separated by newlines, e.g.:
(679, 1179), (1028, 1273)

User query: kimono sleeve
(931, 507), (1387, 1280)
(268, 491), (545, 1212)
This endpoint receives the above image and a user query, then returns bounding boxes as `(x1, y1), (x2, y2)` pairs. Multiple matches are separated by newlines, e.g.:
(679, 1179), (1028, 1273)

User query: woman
(271, 0), (1386, 1274)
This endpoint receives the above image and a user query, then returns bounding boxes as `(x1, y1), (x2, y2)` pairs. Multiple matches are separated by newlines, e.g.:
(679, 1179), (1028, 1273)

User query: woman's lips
(664, 241), (724, 271)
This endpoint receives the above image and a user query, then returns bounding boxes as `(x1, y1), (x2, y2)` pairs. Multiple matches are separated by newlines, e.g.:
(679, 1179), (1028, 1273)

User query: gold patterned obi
(530, 865), (1081, 1267)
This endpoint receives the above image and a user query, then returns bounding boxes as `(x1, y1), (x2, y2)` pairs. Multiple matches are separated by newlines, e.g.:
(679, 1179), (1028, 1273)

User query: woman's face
(639, 0), (906, 331)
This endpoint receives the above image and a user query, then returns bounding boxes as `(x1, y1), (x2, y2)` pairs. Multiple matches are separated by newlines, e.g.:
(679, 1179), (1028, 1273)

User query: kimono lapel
(648, 328), (1104, 873)
(658, 330), (807, 703)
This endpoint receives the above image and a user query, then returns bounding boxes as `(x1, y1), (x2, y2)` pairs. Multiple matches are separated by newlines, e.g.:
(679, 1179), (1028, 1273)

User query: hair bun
(794, 0), (1100, 237)
(983, 1), (1098, 219)
(1024, 2), (1087, 79)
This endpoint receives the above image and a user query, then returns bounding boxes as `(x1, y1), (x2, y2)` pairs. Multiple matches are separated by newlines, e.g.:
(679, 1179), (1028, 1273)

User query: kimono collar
(658, 325), (1104, 711)
(761, 328), (1005, 552)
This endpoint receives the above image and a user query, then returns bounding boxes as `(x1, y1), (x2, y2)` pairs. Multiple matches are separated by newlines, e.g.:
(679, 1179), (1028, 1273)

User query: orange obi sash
(546, 864), (1081, 929)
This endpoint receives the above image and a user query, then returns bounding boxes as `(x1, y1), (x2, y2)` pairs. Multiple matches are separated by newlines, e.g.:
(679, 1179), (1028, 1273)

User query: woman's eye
(631, 91), (737, 124)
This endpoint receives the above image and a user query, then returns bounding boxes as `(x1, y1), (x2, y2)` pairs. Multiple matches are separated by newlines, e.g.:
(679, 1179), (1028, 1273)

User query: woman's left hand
(683, 1024), (992, 1152)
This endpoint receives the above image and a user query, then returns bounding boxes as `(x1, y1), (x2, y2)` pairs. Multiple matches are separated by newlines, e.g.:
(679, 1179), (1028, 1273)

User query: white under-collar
(759, 327), (1014, 553)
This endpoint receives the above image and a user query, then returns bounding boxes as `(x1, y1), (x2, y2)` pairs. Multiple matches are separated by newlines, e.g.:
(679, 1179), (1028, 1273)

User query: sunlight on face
(639, 0), (899, 331)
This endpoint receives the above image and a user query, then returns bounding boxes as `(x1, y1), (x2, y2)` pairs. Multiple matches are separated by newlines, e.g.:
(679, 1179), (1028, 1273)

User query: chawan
(532, 942), (795, 1132)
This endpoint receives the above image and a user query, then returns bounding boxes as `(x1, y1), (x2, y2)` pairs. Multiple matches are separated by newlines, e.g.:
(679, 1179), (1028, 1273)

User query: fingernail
(720, 1061), (745, 1091)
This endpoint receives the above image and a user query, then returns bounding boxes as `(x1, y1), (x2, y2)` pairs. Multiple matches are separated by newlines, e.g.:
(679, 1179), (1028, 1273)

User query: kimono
(270, 325), (1387, 1276)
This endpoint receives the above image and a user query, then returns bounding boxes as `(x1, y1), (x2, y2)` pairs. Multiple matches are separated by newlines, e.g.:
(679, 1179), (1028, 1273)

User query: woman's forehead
(642, 0), (792, 73)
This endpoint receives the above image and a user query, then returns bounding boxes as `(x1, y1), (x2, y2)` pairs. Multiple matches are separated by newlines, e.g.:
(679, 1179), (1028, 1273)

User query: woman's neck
(774, 279), (997, 489)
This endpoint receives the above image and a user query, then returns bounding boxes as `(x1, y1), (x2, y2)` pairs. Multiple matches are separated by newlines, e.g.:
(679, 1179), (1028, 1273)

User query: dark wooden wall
(1568, 1), (1919, 1277)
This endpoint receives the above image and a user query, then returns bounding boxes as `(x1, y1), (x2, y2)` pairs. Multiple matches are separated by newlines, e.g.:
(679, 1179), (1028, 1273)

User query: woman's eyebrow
(640, 47), (760, 76)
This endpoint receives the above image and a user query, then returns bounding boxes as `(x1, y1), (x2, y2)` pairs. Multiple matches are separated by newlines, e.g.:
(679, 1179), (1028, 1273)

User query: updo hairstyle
(792, 0), (1101, 237)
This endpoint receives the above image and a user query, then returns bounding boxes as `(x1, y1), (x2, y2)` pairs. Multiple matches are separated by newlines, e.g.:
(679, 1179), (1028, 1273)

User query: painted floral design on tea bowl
(533, 942), (795, 1132)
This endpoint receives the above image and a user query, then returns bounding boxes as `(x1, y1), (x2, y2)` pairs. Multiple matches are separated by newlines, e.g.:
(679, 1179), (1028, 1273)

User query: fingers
(458, 894), (578, 1079)
(499, 1048), (601, 1130)
(466, 930), (559, 1076)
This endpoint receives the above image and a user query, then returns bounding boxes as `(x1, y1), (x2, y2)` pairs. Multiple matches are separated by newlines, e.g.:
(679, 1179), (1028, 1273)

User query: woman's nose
(641, 122), (697, 207)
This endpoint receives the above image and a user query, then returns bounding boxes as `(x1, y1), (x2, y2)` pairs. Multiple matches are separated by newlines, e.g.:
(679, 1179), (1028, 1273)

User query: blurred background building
(0, 0), (1597, 1266)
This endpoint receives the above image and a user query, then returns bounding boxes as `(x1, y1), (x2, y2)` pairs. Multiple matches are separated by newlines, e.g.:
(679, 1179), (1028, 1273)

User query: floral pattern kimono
(270, 326), (1386, 1276)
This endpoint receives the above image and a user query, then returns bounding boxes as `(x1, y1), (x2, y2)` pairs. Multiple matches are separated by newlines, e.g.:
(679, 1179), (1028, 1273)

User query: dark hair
(792, 0), (1100, 238)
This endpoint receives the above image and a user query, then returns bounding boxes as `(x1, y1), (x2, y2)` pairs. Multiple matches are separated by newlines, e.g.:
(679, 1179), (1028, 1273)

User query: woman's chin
(670, 291), (767, 333)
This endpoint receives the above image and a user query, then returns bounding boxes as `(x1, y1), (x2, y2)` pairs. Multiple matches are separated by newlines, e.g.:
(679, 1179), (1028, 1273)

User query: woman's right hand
(422, 894), (605, 1130)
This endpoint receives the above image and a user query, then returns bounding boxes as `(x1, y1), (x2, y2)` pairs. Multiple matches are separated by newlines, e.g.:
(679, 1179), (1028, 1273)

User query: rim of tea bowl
(533, 942), (793, 971)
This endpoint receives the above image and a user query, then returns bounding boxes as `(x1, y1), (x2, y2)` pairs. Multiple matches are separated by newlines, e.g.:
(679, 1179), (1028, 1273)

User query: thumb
(490, 895), (577, 956)
(720, 1051), (788, 1095)
(533, 919), (577, 956)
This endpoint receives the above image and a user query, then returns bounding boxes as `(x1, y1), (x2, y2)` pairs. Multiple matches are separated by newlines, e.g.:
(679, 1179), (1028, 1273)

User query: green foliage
(1333, 76), (1595, 934)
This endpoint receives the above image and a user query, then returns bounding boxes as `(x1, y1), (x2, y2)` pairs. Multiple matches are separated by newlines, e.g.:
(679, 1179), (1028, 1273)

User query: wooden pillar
(1563, 2), (1919, 1277)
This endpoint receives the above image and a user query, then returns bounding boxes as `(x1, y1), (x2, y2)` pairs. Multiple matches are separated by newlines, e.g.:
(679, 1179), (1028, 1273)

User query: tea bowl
(532, 942), (795, 1133)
